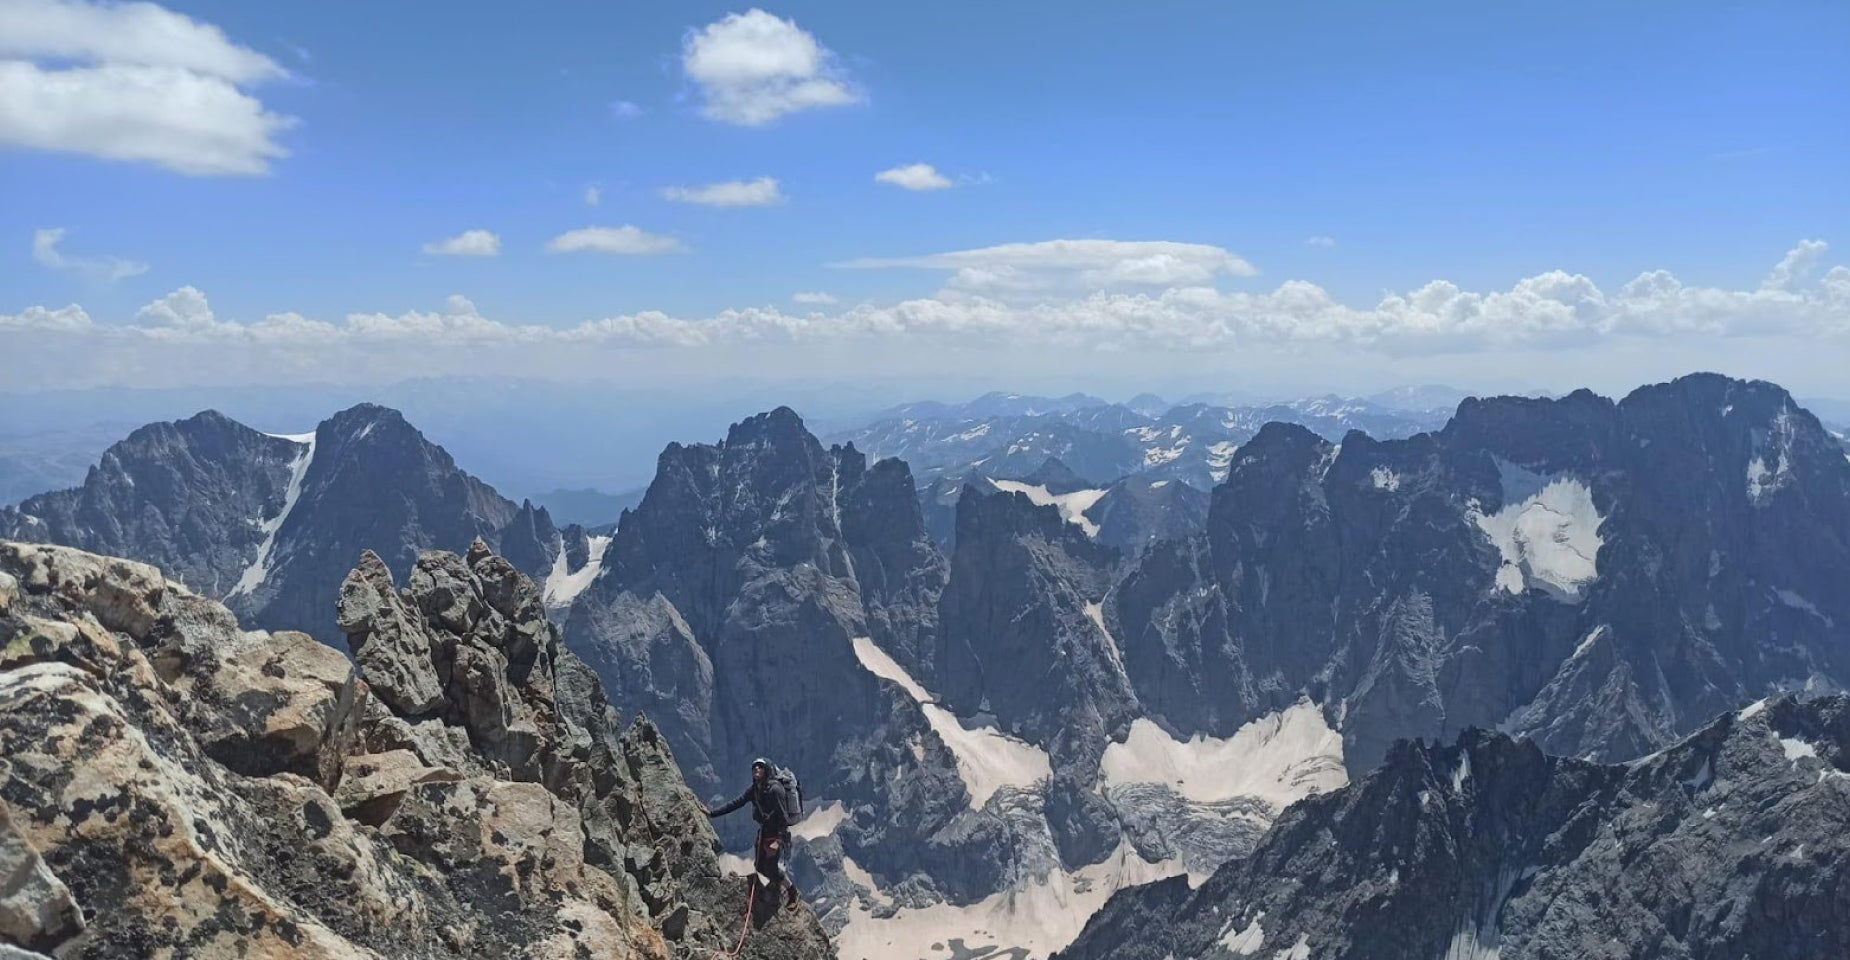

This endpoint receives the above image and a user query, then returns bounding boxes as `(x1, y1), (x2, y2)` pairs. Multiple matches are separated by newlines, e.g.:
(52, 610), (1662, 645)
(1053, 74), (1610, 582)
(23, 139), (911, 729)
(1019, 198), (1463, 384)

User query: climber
(703, 758), (802, 908)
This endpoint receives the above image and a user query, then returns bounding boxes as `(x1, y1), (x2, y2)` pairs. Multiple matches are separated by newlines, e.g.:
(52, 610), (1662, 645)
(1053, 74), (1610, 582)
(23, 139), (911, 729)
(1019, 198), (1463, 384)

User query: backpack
(771, 765), (805, 824)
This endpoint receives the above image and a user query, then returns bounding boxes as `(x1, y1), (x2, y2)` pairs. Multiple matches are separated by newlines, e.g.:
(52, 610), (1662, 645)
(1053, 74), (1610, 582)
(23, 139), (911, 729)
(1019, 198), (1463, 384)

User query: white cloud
(5, 242), (1846, 390)
(0, 303), (90, 331)
(662, 176), (784, 207)
(1306, 235), (1337, 249)
(793, 291), (837, 304)
(609, 100), (643, 119)
(838, 238), (1259, 296)
(422, 229), (501, 257)
(546, 226), (685, 255)
(584, 185), (602, 207)
(875, 163), (953, 191)
(681, 8), (858, 126)
(32, 227), (148, 282)
(0, 0), (287, 83)
(134, 284), (215, 328)
(1763, 238), (1826, 291)
(0, 0), (293, 175)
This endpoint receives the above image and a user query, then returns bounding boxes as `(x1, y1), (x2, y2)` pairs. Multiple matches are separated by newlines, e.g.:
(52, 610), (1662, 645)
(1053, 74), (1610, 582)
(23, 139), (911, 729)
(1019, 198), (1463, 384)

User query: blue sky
(3, 0), (1848, 398)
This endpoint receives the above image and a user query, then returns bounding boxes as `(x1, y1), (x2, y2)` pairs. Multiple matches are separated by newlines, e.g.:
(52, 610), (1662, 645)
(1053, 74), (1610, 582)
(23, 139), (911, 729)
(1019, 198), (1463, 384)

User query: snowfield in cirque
(1099, 700), (1347, 809)
(543, 534), (612, 607)
(849, 636), (1052, 808)
(1470, 459), (1605, 602)
(834, 841), (1184, 960)
(988, 479), (1109, 538)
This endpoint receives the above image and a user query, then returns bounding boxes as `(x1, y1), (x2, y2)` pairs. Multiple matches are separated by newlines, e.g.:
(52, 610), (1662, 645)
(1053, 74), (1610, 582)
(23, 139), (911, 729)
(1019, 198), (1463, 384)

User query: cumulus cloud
(875, 163), (953, 191)
(838, 238), (1260, 296)
(793, 291), (837, 304)
(546, 226), (685, 255)
(662, 176), (784, 207)
(681, 8), (858, 126)
(32, 227), (148, 282)
(1306, 235), (1337, 249)
(0, 303), (90, 331)
(1763, 239), (1827, 291)
(5, 242), (1845, 389)
(422, 229), (501, 257)
(0, 0), (294, 175)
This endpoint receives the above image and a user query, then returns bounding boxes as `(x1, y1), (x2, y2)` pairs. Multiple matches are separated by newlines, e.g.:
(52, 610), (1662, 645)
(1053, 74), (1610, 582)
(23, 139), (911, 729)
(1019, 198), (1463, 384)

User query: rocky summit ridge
(0, 538), (833, 959)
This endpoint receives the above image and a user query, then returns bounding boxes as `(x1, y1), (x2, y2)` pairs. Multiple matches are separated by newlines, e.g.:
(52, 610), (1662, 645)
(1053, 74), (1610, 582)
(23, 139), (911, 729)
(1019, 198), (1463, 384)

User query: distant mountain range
(4, 372), (1847, 959)
(828, 391), (1456, 491)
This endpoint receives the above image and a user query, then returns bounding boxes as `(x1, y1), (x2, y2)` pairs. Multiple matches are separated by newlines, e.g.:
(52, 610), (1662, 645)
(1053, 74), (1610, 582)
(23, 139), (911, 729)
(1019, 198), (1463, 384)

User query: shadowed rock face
(0, 539), (835, 960)
(0, 405), (566, 650)
(1058, 695), (1850, 960)
(1112, 373), (1850, 769)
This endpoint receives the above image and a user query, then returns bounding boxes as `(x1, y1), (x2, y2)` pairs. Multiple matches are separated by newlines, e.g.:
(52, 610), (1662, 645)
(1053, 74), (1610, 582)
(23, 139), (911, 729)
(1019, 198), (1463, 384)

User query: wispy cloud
(32, 227), (148, 282)
(662, 176), (784, 207)
(837, 238), (1258, 296)
(793, 291), (837, 305)
(1306, 235), (1337, 249)
(584, 185), (603, 207)
(546, 226), (685, 255)
(875, 163), (953, 191)
(610, 100), (643, 120)
(422, 229), (501, 257)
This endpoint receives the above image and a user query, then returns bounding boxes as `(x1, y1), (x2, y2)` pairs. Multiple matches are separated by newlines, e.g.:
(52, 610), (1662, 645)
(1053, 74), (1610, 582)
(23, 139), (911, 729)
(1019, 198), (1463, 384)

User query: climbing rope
(708, 876), (758, 959)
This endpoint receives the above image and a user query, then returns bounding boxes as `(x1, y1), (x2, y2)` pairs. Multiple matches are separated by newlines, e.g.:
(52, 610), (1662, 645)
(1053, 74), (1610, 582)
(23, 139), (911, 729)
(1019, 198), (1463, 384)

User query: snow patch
(989, 479), (1108, 538)
(1144, 443), (1187, 467)
(1370, 466), (1401, 492)
(1570, 626), (1607, 661)
(1780, 737), (1818, 763)
(833, 842), (1181, 960)
(228, 432), (316, 598)
(1776, 589), (1834, 627)
(542, 534), (612, 607)
(1083, 601), (1128, 677)
(1451, 751), (1472, 793)
(850, 636), (1051, 809)
(1099, 700), (1346, 810)
(1219, 911), (1266, 955)
(1469, 461), (1604, 602)
(1738, 698), (1769, 721)
(791, 801), (847, 841)
(1207, 441), (1239, 482)
(1273, 934), (1311, 960)
(1150, 479), (1171, 489)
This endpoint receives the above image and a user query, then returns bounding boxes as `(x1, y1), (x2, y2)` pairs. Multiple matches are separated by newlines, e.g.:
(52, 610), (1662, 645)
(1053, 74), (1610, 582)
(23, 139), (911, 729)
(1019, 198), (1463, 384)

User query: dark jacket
(710, 778), (793, 837)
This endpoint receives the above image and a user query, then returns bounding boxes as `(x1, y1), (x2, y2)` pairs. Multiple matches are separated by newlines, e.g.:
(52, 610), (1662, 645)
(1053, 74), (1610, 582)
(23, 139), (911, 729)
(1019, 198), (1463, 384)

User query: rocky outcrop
(0, 539), (834, 959)
(1058, 694), (1850, 960)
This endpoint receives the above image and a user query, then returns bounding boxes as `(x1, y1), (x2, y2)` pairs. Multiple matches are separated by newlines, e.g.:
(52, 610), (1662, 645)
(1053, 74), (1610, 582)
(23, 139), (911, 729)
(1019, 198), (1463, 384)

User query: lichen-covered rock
(0, 801), (83, 952)
(0, 539), (836, 960)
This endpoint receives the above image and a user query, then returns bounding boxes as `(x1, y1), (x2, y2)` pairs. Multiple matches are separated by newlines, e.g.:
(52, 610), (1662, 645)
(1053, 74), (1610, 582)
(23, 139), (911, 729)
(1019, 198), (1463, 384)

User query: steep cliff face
(567, 407), (944, 795)
(0, 539), (834, 960)
(0, 411), (304, 599)
(1112, 374), (1850, 769)
(1059, 694), (1850, 960)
